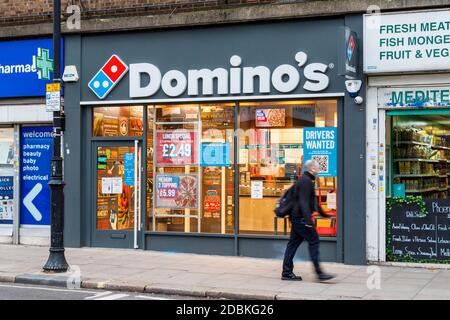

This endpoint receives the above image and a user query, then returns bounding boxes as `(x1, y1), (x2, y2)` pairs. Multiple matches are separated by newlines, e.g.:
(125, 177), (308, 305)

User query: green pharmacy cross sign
(33, 48), (54, 80)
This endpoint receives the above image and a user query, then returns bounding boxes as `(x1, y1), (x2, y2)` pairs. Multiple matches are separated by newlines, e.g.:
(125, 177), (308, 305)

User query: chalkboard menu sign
(388, 199), (450, 262)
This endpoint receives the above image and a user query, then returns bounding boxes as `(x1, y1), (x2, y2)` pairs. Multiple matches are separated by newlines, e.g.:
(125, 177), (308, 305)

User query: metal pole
(43, 0), (69, 272)
(134, 140), (138, 249)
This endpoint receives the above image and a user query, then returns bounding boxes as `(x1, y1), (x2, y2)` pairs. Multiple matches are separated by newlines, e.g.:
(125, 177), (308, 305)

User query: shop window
(238, 101), (338, 237)
(387, 114), (450, 262)
(0, 128), (14, 224)
(390, 115), (450, 199)
(92, 106), (143, 137)
(147, 104), (235, 234)
(200, 105), (235, 234)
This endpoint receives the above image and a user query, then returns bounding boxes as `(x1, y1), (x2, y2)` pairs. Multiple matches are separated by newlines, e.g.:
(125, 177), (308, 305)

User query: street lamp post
(43, 0), (69, 273)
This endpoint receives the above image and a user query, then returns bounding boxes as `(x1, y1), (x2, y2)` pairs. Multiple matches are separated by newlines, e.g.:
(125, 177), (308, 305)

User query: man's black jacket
(291, 171), (328, 224)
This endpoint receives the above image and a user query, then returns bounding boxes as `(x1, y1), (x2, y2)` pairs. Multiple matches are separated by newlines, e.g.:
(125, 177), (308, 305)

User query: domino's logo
(88, 55), (128, 99)
(347, 35), (355, 62)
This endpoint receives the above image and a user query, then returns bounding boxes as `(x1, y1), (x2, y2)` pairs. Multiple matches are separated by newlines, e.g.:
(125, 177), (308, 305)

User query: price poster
(156, 174), (198, 209)
(156, 130), (196, 165)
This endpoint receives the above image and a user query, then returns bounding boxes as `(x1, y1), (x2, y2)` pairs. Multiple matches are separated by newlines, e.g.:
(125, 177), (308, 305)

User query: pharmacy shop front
(64, 17), (366, 264)
(0, 38), (60, 245)
(365, 9), (450, 264)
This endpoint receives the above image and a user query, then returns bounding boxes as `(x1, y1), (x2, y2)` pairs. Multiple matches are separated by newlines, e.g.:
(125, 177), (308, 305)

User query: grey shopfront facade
(62, 15), (367, 265)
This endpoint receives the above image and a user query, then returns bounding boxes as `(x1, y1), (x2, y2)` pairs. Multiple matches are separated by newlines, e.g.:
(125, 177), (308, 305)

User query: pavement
(1, 244), (450, 300)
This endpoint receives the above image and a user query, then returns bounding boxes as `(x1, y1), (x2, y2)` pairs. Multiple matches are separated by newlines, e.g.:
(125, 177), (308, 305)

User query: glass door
(93, 141), (142, 248)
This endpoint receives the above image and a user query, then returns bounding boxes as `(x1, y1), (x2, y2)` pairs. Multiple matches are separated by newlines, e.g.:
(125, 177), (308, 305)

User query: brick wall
(0, 0), (279, 25)
(1, 0), (449, 37)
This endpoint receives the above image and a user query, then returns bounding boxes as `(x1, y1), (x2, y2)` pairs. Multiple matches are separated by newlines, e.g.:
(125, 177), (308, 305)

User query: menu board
(389, 199), (450, 261)
(156, 131), (196, 165)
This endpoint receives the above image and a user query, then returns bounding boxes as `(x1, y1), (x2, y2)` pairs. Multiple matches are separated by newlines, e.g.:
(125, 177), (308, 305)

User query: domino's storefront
(0, 39), (61, 245)
(63, 17), (367, 264)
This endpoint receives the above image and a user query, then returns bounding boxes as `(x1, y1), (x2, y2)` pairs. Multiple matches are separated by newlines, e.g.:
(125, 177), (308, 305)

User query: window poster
(156, 130), (196, 165)
(156, 174), (198, 209)
(0, 176), (14, 223)
(102, 177), (113, 194)
(326, 192), (337, 210)
(102, 177), (123, 194)
(201, 142), (230, 167)
(251, 180), (263, 199)
(124, 153), (135, 186)
(203, 167), (222, 218)
(112, 177), (123, 194)
(255, 109), (286, 127)
(303, 127), (337, 177)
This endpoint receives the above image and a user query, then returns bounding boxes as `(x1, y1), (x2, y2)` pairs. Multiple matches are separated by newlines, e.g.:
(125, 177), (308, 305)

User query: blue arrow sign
(20, 127), (53, 225)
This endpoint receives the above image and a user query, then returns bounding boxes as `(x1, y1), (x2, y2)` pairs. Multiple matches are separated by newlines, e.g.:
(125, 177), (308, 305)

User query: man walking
(281, 160), (335, 282)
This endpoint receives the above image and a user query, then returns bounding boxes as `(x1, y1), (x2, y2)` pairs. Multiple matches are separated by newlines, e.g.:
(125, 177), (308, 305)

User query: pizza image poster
(155, 174), (198, 209)
(303, 127), (337, 177)
(156, 131), (196, 165)
(255, 109), (286, 127)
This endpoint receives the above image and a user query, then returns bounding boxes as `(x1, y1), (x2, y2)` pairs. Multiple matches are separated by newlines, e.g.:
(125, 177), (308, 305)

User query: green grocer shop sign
(364, 9), (450, 73)
(378, 87), (450, 108)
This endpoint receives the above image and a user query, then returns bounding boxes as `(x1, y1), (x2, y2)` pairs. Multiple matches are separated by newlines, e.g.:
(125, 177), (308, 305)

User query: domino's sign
(88, 52), (332, 100)
(88, 55), (129, 99)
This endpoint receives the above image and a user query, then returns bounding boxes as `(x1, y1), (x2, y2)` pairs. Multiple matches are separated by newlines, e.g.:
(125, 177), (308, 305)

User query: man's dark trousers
(282, 216), (322, 276)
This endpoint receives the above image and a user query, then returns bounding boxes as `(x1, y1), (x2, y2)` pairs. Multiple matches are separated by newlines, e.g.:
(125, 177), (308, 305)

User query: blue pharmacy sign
(20, 127), (53, 225)
(201, 143), (231, 167)
(303, 127), (337, 177)
(0, 38), (64, 98)
(124, 153), (135, 186)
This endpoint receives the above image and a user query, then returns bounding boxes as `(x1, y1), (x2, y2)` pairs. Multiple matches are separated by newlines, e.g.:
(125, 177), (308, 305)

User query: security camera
(354, 96), (364, 105)
(345, 80), (362, 98)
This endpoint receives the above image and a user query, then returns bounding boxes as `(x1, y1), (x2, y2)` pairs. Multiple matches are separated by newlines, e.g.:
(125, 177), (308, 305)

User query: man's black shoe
(317, 272), (335, 282)
(281, 273), (303, 281)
